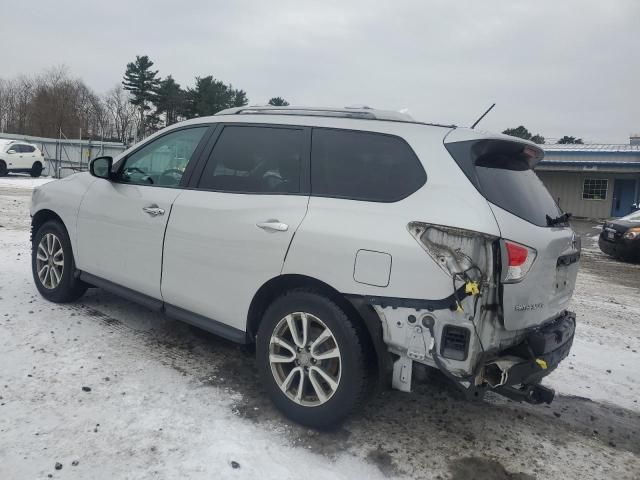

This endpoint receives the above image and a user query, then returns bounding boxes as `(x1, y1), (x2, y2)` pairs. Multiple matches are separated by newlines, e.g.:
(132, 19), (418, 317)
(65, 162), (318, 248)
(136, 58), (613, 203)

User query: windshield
(621, 210), (640, 222)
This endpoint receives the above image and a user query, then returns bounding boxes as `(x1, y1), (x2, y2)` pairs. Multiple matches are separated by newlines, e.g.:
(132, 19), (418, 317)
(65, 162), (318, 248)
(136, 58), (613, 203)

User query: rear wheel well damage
(246, 274), (391, 387)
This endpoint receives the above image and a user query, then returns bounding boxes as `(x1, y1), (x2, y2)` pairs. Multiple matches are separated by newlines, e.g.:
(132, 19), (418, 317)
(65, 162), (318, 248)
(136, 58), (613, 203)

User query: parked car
(0, 139), (45, 177)
(30, 106), (580, 427)
(599, 210), (640, 262)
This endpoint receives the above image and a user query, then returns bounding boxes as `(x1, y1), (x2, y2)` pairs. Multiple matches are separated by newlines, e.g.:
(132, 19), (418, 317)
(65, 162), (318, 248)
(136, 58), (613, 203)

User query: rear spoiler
(444, 128), (544, 168)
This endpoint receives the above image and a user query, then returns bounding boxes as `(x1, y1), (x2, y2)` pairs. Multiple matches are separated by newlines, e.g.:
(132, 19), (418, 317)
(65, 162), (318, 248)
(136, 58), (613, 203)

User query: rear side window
(311, 129), (426, 202)
(446, 140), (562, 227)
(198, 126), (304, 194)
(22, 145), (35, 153)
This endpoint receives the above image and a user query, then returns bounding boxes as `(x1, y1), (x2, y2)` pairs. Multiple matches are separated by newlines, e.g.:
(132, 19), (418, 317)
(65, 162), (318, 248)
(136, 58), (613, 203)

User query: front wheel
(32, 220), (87, 302)
(256, 290), (371, 428)
(0, 160), (7, 176)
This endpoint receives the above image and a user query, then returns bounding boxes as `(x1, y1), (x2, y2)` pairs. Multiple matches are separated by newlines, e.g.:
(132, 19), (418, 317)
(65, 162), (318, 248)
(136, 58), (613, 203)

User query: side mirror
(6, 149), (16, 154)
(90, 156), (113, 179)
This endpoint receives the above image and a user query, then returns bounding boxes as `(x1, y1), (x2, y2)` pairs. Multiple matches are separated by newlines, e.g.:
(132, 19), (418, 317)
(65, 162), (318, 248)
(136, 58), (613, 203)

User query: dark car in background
(599, 210), (640, 262)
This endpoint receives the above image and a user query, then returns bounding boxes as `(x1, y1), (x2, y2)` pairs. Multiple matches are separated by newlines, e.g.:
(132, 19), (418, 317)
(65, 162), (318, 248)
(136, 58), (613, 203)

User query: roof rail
(215, 105), (416, 121)
(214, 105), (457, 128)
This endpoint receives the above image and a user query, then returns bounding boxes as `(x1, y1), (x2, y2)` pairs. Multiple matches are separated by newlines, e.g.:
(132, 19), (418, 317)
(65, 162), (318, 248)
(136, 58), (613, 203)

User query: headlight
(623, 227), (640, 240)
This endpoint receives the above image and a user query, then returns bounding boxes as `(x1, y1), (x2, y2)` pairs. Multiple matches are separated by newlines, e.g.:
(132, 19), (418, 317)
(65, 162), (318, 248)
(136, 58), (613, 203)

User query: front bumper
(487, 310), (576, 403)
(599, 235), (640, 261)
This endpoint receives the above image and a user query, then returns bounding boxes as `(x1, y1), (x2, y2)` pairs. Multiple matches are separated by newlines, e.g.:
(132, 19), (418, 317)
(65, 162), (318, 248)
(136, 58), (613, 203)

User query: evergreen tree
(268, 97), (289, 106)
(122, 55), (160, 137)
(503, 126), (545, 144)
(557, 135), (584, 144)
(155, 75), (184, 126)
(184, 76), (248, 117)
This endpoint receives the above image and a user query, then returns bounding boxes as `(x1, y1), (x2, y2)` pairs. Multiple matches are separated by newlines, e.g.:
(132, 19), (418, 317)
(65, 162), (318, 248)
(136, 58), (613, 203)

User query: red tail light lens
(503, 240), (536, 283)
(506, 242), (529, 266)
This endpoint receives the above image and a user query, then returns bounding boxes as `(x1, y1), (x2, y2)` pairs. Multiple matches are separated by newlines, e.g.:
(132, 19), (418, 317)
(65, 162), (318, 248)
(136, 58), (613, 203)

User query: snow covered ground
(0, 174), (639, 479)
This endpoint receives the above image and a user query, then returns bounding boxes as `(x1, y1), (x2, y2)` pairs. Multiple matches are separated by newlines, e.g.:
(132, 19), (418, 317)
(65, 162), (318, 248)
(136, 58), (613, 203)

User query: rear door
(445, 134), (580, 330)
(161, 124), (310, 331)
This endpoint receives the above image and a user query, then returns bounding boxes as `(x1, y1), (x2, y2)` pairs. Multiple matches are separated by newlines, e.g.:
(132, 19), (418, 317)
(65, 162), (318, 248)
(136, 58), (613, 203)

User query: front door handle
(142, 205), (165, 216)
(256, 220), (289, 232)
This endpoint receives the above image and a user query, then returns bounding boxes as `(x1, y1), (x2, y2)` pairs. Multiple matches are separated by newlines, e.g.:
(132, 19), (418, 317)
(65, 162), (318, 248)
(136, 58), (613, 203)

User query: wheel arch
(31, 209), (67, 243)
(247, 274), (391, 386)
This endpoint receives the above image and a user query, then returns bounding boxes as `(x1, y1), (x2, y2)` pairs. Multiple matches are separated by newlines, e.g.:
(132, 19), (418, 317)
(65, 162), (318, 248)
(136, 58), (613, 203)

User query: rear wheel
(256, 290), (371, 428)
(32, 220), (87, 302)
(0, 160), (6, 176)
(30, 161), (43, 177)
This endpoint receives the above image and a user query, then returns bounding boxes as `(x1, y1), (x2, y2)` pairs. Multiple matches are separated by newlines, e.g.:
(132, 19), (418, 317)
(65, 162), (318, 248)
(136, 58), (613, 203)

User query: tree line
(0, 57), (585, 145)
(0, 55), (289, 144)
(502, 126), (584, 145)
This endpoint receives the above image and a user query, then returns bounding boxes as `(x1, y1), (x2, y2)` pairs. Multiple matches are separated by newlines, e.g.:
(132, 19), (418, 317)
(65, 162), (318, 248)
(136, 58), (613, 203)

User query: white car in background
(0, 140), (45, 177)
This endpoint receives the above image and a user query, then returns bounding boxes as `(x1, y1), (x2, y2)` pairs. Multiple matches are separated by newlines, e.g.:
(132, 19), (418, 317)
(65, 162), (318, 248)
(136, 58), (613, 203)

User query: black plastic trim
(440, 325), (470, 361)
(79, 271), (248, 344)
(346, 284), (469, 312)
(164, 304), (247, 344)
(79, 272), (163, 311)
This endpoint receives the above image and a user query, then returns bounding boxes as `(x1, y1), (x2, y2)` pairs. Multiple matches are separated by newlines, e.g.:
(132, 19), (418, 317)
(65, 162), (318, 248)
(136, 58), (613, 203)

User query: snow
(0, 175), (54, 190)
(1, 178), (639, 479)
(0, 223), (389, 479)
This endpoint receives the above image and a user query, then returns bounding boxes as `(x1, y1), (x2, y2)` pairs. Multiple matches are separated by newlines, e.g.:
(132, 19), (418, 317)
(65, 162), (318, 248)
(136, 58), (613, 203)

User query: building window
(582, 178), (608, 200)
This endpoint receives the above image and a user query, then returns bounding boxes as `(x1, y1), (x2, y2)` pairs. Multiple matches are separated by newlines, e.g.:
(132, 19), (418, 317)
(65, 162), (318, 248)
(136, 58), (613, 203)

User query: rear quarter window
(311, 128), (426, 202)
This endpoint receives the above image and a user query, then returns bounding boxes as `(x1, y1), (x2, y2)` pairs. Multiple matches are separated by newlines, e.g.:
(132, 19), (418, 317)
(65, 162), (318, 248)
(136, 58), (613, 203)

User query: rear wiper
(546, 212), (572, 227)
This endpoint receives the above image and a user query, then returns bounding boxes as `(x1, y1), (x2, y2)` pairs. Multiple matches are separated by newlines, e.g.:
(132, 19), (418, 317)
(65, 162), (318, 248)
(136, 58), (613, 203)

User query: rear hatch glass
(445, 139), (563, 228)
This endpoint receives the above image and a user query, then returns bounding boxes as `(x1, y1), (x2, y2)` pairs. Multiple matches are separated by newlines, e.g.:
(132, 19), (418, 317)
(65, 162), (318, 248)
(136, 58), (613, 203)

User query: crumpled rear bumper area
(485, 310), (576, 404)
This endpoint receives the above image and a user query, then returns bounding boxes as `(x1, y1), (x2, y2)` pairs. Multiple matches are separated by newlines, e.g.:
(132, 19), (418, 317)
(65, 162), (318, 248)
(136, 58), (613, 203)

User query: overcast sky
(1, 0), (638, 143)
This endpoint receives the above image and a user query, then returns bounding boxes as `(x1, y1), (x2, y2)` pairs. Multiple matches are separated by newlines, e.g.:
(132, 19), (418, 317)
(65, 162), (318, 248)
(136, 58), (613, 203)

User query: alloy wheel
(269, 312), (342, 407)
(36, 233), (64, 289)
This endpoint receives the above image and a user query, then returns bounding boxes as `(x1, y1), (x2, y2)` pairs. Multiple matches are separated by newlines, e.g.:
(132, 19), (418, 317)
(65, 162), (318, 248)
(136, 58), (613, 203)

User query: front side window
(198, 125), (304, 194)
(311, 129), (426, 202)
(582, 178), (608, 200)
(117, 127), (208, 187)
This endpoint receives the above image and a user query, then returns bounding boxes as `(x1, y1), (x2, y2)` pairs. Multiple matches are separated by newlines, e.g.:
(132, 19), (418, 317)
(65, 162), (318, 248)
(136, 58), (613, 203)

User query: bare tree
(0, 66), (110, 140)
(104, 85), (137, 143)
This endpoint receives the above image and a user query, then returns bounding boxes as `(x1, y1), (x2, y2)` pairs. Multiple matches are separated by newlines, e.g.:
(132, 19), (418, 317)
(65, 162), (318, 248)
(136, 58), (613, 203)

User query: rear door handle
(142, 205), (165, 216)
(256, 220), (289, 232)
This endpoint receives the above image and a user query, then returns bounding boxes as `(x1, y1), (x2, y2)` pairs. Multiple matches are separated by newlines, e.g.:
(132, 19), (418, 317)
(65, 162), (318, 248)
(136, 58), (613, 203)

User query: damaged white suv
(30, 106), (579, 427)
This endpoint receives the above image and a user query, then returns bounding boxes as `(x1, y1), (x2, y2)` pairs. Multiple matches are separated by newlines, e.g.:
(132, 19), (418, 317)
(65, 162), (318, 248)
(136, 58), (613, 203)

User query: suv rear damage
(365, 133), (579, 405)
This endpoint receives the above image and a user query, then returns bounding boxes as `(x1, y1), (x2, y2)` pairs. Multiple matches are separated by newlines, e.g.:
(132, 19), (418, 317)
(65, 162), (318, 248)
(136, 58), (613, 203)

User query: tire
(30, 161), (43, 177)
(32, 220), (87, 303)
(0, 160), (6, 176)
(256, 289), (371, 429)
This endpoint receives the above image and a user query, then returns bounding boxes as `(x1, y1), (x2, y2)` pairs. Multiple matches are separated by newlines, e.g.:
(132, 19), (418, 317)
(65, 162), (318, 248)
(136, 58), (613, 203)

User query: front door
(611, 179), (636, 217)
(161, 124), (310, 330)
(76, 126), (210, 299)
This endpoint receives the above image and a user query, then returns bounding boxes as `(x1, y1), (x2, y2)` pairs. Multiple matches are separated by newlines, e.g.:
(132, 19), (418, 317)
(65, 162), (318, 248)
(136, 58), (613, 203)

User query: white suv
(0, 140), (45, 177)
(30, 106), (580, 427)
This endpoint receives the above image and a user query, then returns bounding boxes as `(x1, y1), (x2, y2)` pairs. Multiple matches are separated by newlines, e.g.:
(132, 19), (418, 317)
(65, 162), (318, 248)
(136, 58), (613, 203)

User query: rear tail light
(407, 222), (496, 279)
(502, 240), (536, 283)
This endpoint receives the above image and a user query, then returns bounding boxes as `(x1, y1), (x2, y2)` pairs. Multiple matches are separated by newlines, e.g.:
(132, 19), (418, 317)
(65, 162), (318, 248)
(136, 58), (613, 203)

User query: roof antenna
(470, 103), (496, 129)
